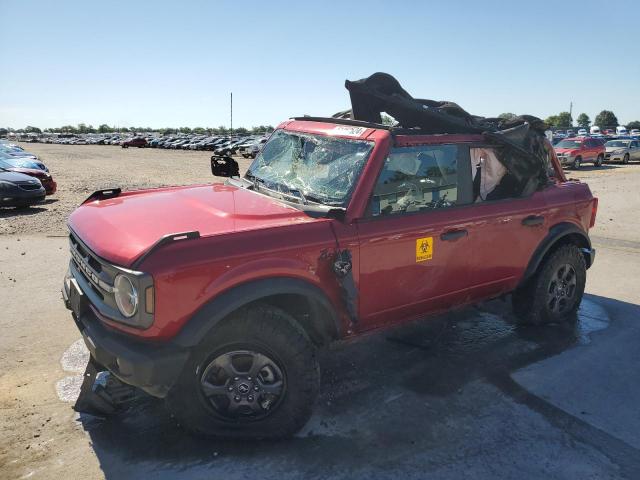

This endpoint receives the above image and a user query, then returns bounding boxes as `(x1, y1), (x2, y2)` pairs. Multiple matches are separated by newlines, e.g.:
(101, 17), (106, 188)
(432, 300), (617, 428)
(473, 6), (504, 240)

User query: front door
(356, 143), (475, 330)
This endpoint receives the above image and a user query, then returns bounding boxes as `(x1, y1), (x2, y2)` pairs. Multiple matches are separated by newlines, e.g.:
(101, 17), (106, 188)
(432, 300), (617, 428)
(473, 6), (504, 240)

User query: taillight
(589, 197), (598, 229)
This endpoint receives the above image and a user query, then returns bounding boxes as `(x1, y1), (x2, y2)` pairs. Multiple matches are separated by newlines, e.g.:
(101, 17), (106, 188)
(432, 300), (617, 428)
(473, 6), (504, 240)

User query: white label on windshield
(330, 126), (368, 137)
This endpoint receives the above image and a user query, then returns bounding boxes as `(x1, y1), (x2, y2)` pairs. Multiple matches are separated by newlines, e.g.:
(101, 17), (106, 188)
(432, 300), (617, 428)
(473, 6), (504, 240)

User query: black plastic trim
(172, 277), (342, 349)
(520, 222), (593, 285)
(132, 231), (200, 269)
(82, 188), (121, 204)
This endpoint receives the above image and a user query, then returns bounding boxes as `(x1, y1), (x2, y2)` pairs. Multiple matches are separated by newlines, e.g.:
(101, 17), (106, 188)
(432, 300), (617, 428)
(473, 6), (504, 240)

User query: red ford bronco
(63, 74), (597, 438)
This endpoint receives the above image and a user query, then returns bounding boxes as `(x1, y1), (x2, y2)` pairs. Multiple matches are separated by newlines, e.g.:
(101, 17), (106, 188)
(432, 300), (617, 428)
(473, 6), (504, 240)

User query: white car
(577, 129), (587, 136)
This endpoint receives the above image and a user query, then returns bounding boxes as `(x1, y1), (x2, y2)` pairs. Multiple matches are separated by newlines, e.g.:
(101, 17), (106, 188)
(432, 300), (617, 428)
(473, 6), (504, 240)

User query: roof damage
(333, 72), (551, 196)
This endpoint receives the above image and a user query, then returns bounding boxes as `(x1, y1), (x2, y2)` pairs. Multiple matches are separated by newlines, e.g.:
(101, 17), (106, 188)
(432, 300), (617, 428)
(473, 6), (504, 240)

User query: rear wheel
(623, 153), (630, 165)
(166, 303), (319, 439)
(512, 244), (586, 325)
(595, 154), (604, 167)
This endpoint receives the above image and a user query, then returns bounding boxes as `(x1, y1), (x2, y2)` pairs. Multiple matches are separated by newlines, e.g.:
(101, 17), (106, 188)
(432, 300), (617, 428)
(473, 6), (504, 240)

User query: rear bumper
(62, 270), (189, 398)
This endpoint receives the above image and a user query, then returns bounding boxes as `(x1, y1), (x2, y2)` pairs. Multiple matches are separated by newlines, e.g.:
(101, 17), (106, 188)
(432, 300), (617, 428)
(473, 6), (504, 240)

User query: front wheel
(623, 153), (630, 165)
(572, 157), (582, 169)
(512, 244), (586, 325)
(166, 304), (319, 439)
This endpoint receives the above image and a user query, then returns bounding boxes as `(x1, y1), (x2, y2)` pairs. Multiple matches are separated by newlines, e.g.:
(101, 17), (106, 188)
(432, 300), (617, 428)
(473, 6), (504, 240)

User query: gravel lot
(1, 144), (640, 479)
(0, 143), (253, 236)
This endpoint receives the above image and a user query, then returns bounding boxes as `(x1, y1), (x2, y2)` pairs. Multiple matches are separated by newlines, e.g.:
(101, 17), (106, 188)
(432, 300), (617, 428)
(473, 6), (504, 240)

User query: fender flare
(520, 222), (592, 286)
(172, 277), (342, 348)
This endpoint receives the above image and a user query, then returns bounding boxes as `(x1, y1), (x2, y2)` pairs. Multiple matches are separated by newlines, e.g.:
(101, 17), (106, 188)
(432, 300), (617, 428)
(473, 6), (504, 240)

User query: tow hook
(333, 249), (358, 324)
(74, 357), (139, 416)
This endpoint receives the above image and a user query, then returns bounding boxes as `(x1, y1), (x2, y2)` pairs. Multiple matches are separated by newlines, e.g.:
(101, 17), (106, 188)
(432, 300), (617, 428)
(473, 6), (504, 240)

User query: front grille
(18, 183), (41, 191)
(69, 233), (112, 293)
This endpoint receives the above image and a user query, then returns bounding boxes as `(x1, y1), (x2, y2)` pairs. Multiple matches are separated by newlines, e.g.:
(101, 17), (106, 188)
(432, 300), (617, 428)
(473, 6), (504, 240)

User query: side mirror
(211, 155), (240, 177)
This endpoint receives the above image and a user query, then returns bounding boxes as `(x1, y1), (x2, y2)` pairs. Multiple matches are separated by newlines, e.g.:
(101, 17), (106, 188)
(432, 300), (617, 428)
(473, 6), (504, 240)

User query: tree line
(499, 111), (639, 130)
(6, 124), (275, 135)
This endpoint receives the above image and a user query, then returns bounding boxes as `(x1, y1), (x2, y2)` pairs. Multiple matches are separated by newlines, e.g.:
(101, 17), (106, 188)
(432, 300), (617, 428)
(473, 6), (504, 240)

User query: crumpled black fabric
(335, 72), (549, 192)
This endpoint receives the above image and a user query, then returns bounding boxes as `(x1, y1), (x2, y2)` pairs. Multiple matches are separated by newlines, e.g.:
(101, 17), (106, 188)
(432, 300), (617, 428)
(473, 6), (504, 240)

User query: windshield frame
(245, 129), (375, 210)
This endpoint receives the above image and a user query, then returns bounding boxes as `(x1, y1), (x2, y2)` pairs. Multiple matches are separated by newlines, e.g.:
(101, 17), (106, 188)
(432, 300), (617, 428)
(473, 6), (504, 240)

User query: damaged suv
(63, 73), (597, 438)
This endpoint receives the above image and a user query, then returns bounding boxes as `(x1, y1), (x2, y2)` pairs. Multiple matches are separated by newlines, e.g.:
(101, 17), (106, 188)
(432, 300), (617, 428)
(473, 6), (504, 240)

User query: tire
(595, 154), (603, 167)
(512, 244), (586, 325)
(572, 157), (581, 169)
(623, 153), (630, 165)
(166, 303), (319, 439)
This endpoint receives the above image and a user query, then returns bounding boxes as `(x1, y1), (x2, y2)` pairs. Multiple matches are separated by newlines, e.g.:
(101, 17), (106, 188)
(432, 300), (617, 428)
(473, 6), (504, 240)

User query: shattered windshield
(246, 129), (373, 206)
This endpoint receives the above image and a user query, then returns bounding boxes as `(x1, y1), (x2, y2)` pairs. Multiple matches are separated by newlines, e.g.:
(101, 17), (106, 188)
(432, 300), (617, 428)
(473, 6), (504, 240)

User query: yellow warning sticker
(416, 237), (433, 262)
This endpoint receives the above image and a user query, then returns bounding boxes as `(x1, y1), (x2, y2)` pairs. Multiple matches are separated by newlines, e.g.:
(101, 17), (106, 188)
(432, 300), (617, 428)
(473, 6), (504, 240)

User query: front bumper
(62, 269), (189, 398)
(0, 187), (46, 206)
(604, 152), (624, 162)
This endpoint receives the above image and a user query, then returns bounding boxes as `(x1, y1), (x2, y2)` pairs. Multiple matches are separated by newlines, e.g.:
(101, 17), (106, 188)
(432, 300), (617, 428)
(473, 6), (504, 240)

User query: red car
(121, 137), (147, 148)
(62, 75), (597, 439)
(554, 137), (605, 169)
(0, 159), (57, 194)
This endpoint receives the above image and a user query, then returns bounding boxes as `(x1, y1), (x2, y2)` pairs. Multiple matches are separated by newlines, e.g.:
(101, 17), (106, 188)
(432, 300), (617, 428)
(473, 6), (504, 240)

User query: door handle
(522, 215), (544, 226)
(440, 229), (468, 241)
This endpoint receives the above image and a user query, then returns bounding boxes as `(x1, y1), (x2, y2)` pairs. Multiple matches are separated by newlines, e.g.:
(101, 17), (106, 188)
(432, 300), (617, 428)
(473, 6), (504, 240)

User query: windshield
(555, 140), (582, 149)
(246, 129), (373, 206)
(606, 141), (630, 148)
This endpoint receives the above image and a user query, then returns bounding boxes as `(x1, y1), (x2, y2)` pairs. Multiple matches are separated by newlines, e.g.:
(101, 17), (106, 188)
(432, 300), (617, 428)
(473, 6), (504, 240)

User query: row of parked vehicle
(553, 135), (640, 169)
(0, 140), (56, 208)
(34, 133), (270, 159)
(132, 135), (269, 158)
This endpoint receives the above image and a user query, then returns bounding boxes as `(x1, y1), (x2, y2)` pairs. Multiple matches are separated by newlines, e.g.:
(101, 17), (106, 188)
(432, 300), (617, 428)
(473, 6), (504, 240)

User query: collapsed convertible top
(327, 72), (551, 196)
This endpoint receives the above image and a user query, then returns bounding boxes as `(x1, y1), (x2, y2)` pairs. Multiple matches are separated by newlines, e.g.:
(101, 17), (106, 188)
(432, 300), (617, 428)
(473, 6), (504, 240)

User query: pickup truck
(62, 76), (597, 439)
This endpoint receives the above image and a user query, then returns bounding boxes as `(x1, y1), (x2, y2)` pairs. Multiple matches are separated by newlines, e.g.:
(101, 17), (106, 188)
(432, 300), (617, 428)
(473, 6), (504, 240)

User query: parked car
(0, 152), (49, 172)
(616, 126), (628, 135)
(64, 104), (597, 439)
(577, 129), (587, 136)
(248, 138), (268, 158)
(121, 137), (148, 148)
(604, 139), (640, 164)
(0, 167), (46, 207)
(0, 158), (56, 194)
(630, 129), (640, 137)
(554, 137), (605, 169)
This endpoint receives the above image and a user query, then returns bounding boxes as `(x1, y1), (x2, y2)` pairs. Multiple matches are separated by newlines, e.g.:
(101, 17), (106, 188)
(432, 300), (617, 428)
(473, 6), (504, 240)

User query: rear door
(463, 147), (551, 301)
(356, 143), (475, 330)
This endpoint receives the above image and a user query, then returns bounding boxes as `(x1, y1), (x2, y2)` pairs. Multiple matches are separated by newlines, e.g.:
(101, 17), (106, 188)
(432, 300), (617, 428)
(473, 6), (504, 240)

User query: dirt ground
(1, 144), (640, 479)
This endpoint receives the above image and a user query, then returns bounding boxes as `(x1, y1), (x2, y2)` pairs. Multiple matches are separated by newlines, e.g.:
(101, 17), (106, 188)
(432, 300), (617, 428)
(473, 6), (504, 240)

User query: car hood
(68, 183), (320, 267)
(605, 146), (627, 152)
(6, 166), (49, 178)
(554, 148), (579, 154)
(0, 170), (39, 183)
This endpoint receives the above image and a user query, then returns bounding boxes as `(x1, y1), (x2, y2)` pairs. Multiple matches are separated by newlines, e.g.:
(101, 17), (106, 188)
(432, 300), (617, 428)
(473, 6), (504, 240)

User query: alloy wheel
(200, 349), (286, 421)
(547, 263), (577, 315)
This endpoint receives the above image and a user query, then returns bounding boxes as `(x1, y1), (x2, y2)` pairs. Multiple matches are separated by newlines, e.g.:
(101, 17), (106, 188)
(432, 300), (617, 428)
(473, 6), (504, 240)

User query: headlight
(114, 274), (138, 318)
(615, 149), (626, 154)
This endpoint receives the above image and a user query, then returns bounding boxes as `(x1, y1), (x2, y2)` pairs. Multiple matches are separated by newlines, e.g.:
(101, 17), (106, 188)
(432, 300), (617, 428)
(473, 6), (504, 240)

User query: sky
(1, 0), (639, 129)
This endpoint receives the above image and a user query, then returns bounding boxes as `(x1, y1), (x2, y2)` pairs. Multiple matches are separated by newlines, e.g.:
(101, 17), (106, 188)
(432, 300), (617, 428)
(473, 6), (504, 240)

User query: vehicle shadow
(0, 206), (48, 217)
(78, 294), (639, 479)
(563, 164), (621, 172)
(0, 198), (58, 218)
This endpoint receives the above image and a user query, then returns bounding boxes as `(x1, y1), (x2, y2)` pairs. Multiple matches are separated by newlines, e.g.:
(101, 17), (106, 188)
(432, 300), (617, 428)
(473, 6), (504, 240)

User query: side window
(470, 147), (524, 201)
(370, 145), (461, 216)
